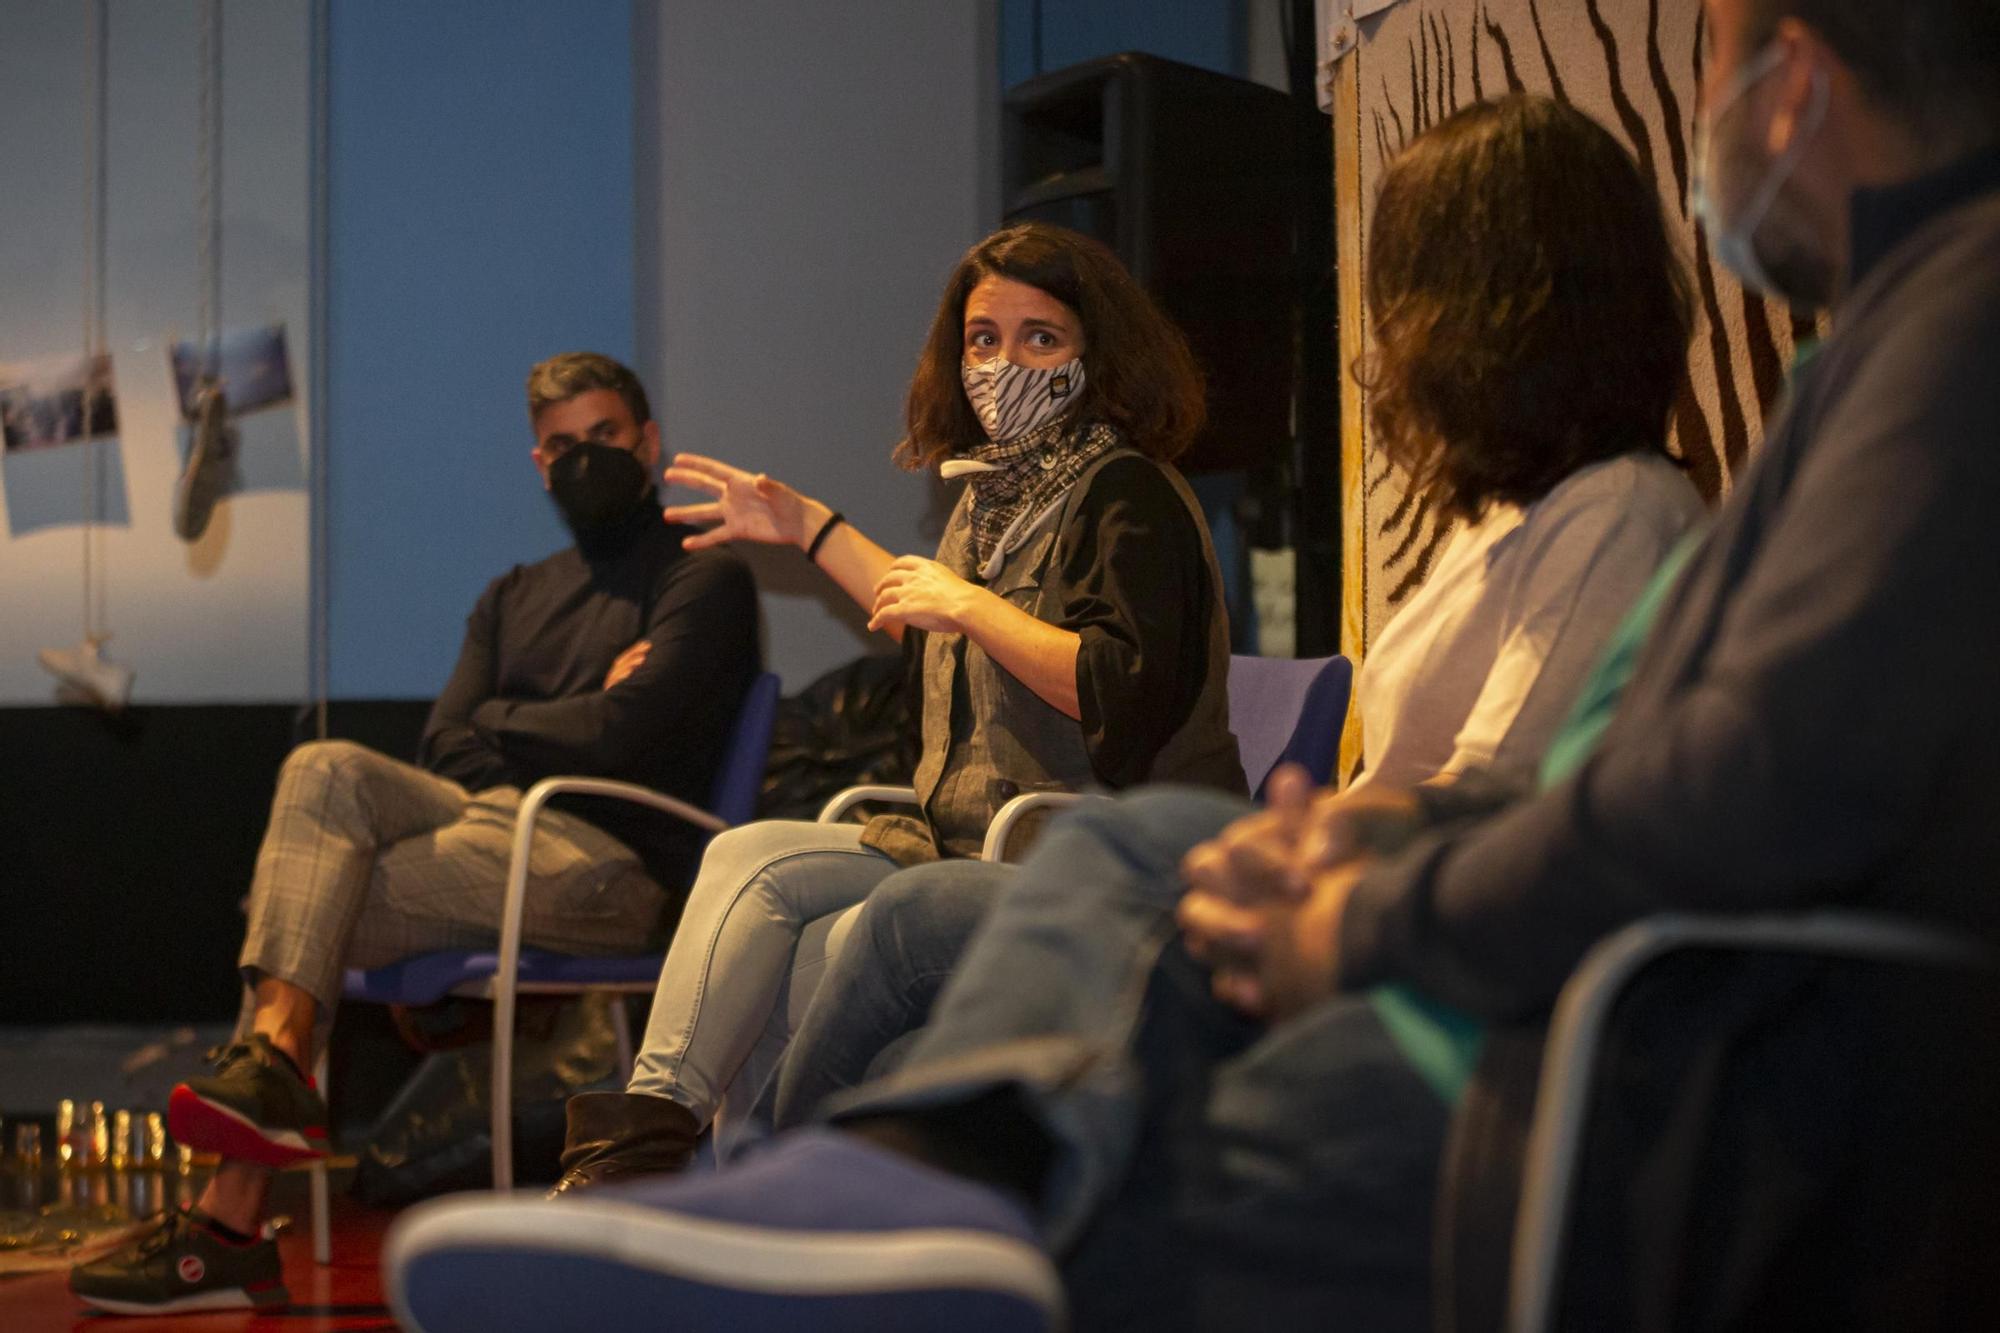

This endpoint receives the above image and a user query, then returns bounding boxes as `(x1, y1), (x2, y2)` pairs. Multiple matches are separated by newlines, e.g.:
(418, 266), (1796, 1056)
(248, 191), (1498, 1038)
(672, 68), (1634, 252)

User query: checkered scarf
(955, 415), (1120, 576)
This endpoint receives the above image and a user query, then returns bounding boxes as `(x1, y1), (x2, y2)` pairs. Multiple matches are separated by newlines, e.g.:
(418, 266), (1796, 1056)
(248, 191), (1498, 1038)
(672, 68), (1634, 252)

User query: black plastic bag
(350, 994), (624, 1205)
(758, 652), (917, 819)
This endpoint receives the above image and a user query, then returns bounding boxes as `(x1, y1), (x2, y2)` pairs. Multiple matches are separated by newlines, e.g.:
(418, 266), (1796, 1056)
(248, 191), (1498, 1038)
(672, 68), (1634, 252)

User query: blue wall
(325, 0), (635, 698)
(320, 1), (1246, 698)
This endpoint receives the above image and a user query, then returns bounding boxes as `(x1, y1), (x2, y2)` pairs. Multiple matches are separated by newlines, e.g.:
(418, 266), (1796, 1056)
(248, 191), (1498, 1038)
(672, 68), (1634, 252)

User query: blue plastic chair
(1224, 653), (1353, 798)
(308, 671), (781, 1258)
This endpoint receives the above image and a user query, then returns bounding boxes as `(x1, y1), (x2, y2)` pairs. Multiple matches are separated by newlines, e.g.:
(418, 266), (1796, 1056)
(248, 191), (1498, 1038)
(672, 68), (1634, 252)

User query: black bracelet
(805, 511), (846, 563)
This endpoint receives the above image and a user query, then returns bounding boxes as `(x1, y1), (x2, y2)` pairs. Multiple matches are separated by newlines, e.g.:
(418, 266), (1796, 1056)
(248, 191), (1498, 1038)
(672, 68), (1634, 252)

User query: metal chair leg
(610, 996), (635, 1082)
(308, 1047), (331, 1266)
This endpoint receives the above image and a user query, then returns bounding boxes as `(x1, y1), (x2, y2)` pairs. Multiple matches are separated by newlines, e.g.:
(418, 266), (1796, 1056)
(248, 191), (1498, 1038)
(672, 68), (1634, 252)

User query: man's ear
(1766, 19), (1824, 157)
(532, 444), (552, 490)
(636, 420), (663, 471)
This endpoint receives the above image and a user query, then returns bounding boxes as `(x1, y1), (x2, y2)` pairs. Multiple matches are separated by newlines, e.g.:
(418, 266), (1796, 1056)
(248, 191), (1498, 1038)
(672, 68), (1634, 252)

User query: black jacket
(418, 500), (760, 890)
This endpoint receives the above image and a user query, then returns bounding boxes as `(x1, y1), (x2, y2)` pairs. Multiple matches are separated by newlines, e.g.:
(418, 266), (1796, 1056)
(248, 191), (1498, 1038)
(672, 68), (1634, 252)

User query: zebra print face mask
(960, 354), (1087, 444)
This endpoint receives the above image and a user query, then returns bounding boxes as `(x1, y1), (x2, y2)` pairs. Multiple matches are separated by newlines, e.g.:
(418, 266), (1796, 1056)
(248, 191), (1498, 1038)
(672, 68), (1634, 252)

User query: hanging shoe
(172, 379), (238, 541)
(37, 635), (134, 711)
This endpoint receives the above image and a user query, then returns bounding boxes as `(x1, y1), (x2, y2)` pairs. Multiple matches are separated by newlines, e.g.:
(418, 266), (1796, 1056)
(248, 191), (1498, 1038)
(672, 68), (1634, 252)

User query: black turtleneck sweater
(416, 498), (760, 892)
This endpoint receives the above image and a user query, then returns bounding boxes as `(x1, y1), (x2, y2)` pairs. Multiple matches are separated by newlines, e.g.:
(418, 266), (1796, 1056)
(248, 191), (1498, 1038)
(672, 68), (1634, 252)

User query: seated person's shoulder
(1077, 453), (1195, 525)
(663, 540), (758, 605)
(1537, 451), (1705, 539)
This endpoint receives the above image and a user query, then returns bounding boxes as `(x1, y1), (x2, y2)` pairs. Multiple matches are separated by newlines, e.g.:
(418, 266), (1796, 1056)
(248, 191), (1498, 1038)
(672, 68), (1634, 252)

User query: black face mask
(547, 441), (650, 539)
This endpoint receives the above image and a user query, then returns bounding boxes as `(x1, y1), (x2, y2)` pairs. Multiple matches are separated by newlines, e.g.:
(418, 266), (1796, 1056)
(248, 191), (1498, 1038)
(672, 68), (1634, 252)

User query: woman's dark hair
(899, 222), (1205, 468)
(1363, 94), (1693, 520)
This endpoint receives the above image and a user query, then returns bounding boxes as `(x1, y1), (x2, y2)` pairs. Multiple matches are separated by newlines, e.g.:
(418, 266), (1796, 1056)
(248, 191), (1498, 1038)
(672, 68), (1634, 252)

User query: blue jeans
(826, 787), (1447, 1332)
(625, 819), (1008, 1129)
(763, 859), (1018, 1133)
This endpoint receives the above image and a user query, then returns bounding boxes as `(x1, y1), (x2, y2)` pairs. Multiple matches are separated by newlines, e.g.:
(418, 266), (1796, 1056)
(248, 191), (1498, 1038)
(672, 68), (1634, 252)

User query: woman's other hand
(868, 556), (985, 635)
(663, 452), (814, 550)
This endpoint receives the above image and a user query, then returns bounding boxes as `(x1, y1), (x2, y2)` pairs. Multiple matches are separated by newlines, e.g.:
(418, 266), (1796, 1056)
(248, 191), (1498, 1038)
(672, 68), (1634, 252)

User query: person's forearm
(957, 594), (1083, 720)
(418, 723), (517, 790)
(796, 498), (901, 641)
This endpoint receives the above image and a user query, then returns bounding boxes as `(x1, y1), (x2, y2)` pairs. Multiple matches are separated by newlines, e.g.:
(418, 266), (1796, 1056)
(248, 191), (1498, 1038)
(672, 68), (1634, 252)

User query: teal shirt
(1367, 535), (1705, 1104)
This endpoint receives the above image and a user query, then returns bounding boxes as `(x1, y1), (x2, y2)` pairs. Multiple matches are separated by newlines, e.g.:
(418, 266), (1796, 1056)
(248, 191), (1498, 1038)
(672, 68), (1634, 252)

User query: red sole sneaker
(168, 1084), (329, 1168)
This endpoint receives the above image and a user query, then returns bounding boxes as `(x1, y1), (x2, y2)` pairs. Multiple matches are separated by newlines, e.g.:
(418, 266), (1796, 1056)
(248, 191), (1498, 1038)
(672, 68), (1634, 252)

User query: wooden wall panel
(1333, 0), (1816, 658)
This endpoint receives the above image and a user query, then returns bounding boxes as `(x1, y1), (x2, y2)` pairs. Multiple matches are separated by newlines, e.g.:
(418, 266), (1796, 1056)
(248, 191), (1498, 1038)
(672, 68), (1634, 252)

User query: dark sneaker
(168, 1033), (329, 1168)
(70, 1209), (288, 1315)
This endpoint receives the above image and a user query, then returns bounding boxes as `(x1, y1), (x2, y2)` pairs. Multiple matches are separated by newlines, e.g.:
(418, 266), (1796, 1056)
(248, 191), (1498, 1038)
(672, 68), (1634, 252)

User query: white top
(1351, 451), (1706, 792)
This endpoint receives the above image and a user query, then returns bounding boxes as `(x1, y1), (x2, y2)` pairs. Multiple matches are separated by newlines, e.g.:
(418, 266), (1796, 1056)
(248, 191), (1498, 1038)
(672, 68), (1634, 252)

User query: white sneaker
(173, 381), (239, 542)
(38, 637), (135, 711)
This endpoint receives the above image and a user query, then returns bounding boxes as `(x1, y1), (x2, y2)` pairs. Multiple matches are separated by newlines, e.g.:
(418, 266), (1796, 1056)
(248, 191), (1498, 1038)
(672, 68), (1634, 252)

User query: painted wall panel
(638, 0), (997, 689)
(324, 0), (635, 699)
(1333, 0), (1809, 652)
(0, 0), (310, 704)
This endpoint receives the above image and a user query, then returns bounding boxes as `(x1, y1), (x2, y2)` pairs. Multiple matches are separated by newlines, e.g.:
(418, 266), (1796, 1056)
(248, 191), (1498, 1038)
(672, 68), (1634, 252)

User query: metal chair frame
(305, 672), (780, 1263)
(1508, 910), (1989, 1332)
(812, 653), (1355, 862)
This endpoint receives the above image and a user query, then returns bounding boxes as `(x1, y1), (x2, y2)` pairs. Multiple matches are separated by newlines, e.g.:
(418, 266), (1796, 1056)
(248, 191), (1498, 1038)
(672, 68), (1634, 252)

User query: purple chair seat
(343, 948), (672, 1008)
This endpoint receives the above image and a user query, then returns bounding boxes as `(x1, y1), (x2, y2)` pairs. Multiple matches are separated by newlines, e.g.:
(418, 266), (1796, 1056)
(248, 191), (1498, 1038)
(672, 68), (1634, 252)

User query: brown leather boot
(549, 1090), (701, 1197)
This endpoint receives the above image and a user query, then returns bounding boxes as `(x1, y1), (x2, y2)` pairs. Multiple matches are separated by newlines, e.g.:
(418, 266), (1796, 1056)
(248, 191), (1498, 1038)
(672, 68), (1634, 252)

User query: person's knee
(687, 822), (814, 900)
(701, 830), (848, 930)
(279, 738), (381, 787)
(864, 864), (1009, 962)
(1060, 786), (1252, 870)
(855, 872), (943, 961)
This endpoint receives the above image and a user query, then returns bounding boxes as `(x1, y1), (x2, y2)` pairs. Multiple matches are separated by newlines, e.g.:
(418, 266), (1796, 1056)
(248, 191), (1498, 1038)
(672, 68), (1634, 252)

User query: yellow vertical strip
(1333, 47), (1369, 785)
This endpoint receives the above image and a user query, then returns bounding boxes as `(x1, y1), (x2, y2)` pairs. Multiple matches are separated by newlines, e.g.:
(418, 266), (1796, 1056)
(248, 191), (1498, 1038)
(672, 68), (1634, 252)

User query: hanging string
(309, 0), (330, 740)
(197, 0), (222, 382)
(80, 0), (109, 645)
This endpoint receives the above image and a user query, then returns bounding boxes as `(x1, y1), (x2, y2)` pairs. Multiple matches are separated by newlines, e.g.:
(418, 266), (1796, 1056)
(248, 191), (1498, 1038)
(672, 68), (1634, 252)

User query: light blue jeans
(624, 819), (1001, 1127)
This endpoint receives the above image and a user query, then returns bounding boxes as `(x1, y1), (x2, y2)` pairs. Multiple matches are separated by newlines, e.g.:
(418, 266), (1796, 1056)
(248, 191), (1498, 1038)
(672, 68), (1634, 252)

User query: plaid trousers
(236, 740), (665, 1020)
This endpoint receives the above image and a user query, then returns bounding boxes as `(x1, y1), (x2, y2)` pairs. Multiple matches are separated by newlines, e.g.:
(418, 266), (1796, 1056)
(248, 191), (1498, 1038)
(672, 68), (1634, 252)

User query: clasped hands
(1176, 766), (1422, 1024)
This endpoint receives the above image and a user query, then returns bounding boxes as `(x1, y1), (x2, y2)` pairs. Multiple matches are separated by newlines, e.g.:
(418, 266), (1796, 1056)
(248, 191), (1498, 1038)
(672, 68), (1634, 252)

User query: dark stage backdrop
(0, 702), (432, 1024)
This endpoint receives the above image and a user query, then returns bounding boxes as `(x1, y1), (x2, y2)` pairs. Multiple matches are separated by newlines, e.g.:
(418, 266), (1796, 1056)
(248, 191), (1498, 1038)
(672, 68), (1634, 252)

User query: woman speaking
(552, 221), (1245, 1189)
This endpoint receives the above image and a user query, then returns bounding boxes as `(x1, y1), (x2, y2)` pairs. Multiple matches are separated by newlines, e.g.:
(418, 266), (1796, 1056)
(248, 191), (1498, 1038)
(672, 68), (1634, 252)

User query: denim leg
(765, 858), (1019, 1132)
(625, 820), (899, 1121)
(1064, 955), (1447, 1332)
(825, 785), (1255, 1244)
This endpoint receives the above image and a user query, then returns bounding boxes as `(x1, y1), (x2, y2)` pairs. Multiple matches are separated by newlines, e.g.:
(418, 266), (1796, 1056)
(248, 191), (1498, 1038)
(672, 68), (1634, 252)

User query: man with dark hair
(70, 352), (760, 1316)
(388, 0), (2000, 1328)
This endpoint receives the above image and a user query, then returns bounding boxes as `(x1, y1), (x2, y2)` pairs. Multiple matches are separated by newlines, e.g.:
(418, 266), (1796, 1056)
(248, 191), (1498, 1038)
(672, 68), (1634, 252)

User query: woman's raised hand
(663, 453), (813, 551)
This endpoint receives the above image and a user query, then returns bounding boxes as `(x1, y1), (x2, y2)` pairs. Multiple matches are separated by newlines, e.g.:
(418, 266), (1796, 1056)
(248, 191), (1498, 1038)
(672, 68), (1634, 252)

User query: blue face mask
(1691, 42), (1829, 301)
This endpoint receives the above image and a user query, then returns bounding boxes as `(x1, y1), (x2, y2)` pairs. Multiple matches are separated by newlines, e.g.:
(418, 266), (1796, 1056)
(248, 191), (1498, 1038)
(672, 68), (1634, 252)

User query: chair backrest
(707, 671), (783, 824)
(1226, 654), (1353, 800)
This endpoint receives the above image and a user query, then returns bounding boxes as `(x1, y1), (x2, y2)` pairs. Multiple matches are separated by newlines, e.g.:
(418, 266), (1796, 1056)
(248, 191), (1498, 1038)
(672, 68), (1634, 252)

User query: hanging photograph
(0, 352), (119, 453)
(168, 322), (293, 423)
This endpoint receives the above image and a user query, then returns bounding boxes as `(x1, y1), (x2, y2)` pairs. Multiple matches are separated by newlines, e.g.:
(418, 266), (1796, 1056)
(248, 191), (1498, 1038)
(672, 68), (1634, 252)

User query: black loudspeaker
(1002, 52), (1327, 476)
